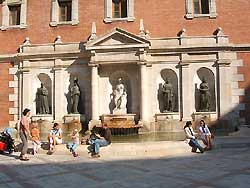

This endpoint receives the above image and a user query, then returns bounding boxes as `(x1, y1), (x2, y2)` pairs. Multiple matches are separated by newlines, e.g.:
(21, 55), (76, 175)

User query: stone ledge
(9, 94), (18, 102)
(9, 81), (18, 88)
(232, 89), (245, 96)
(18, 136), (250, 158)
(231, 60), (243, 67)
(9, 108), (18, 115)
(232, 74), (244, 82)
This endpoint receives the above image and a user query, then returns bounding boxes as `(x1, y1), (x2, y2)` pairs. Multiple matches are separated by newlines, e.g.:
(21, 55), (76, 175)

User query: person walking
(19, 108), (31, 161)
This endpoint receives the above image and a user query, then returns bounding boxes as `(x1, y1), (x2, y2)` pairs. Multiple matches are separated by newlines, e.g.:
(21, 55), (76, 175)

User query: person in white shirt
(198, 120), (212, 150)
(48, 123), (63, 151)
(184, 121), (204, 153)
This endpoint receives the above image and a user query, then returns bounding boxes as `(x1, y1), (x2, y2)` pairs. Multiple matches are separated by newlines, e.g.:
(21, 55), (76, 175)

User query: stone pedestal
(64, 114), (85, 124)
(31, 115), (53, 141)
(154, 113), (182, 132)
(155, 112), (180, 121)
(113, 108), (127, 115)
(191, 112), (217, 122)
(31, 115), (53, 122)
(101, 114), (136, 128)
(63, 114), (85, 132)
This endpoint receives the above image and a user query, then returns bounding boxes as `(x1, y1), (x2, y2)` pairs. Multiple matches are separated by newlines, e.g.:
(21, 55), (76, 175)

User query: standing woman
(19, 108), (31, 161)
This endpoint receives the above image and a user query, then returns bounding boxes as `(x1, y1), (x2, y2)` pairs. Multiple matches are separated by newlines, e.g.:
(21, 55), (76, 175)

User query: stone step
(17, 136), (250, 158)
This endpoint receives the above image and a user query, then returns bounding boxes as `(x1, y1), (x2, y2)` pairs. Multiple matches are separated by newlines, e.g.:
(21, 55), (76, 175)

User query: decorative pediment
(86, 28), (150, 51)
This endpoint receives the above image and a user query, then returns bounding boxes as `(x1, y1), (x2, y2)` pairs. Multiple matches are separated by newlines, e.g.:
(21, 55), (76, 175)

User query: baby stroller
(0, 128), (16, 154)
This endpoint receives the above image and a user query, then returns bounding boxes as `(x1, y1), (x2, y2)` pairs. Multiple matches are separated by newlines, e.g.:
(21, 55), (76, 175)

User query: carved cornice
(1, 44), (250, 63)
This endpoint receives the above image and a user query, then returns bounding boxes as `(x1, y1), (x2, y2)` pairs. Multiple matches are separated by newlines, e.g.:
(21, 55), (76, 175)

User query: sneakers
(73, 153), (79, 157)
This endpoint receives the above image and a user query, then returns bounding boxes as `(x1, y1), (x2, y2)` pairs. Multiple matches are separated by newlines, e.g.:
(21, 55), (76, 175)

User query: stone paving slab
(0, 137), (250, 188)
(0, 147), (250, 188)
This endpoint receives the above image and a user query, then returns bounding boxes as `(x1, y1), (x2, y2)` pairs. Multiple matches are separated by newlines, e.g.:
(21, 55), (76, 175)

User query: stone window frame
(0, 0), (27, 31)
(50, 0), (79, 27)
(185, 0), (217, 19)
(104, 0), (135, 23)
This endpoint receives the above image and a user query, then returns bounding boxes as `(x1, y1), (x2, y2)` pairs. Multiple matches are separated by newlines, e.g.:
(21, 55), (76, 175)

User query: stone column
(180, 63), (193, 121)
(91, 64), (99, 121)
(21, 63), (32, 111)
(139, 62), (149, 129)
(217, 61), (232, 118)
(53, 62), (65, 121)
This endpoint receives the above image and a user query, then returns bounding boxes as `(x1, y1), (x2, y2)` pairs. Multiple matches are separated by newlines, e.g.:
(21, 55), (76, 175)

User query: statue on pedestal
(162, 78), (174, 112)
(111, 78), (127, 114)
(70, 77), (80, 114)
(36, 83), (50, 114)
(199, 77), (211, 112)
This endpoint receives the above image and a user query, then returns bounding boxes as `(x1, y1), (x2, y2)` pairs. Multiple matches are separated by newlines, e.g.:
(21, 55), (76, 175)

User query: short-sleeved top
(50, 128), (62, 137)
(198, 125), (211, 135)
(31, 128), (40, 141)
(20, 116), (30, 132)
(72, 133), (80, 145)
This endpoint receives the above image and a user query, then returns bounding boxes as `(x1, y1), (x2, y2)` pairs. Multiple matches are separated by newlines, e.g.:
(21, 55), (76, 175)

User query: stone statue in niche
(199, 77), (211, 112)
(162, 78), (174, 112)
(36, 83), (50, 114)
(111, 78), (127, 114)
(70, 77), (80, 114)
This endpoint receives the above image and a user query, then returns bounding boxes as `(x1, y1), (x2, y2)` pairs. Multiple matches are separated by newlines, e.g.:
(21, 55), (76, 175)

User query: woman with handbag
(184, 121), (204, 153)
(19, 108), (31, 161)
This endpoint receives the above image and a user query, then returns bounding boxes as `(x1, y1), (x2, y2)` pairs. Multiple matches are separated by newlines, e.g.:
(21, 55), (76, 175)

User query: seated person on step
(87, 123), (112, 158)
(48, 123), (63, 151)
(197, 120), (213, 150)
(184, 121), (204, 153)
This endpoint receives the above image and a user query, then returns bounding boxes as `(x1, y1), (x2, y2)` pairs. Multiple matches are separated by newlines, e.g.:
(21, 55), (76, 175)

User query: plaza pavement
(0, 136), (250, 188)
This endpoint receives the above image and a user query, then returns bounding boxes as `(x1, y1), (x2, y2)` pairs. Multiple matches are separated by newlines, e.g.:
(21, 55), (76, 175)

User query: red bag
(0, 141), (6, 151)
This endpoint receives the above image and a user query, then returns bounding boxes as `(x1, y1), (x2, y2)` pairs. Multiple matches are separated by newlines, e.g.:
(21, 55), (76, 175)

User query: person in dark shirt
(89, 123), (111, 158)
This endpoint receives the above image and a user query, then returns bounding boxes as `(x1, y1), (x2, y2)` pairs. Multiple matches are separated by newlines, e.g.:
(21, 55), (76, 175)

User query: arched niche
(109, 70), (132, 114)
(36, 73), (52, 114)
(158, 69), (178, 112)
(195, 67), (216, 112)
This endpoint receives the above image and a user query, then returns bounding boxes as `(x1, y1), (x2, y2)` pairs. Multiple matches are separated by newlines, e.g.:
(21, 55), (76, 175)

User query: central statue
(111, 78), (127, 114)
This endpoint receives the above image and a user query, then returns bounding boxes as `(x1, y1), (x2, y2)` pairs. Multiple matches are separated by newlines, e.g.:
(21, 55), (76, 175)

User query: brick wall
(0, 63), (14, 130)
(0, 0), (250, 54)
(237, 53), (250, 123)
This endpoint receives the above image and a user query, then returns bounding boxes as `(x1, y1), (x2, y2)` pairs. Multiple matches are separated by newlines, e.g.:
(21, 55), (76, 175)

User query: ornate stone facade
(0, 1), (249, 131)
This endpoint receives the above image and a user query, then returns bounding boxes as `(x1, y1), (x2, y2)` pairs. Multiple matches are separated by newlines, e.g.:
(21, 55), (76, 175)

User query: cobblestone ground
(0, 147), (249, 188)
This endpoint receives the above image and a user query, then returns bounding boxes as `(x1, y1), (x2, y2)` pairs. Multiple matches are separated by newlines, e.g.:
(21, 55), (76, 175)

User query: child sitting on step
(30, 121), (41, 155)
(66, 129), (80, 157)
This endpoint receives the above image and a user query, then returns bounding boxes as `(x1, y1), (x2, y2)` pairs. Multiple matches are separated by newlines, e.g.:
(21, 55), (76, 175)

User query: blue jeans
(189, 138), (203, 153)
(88, 139), (109, 154)
(66, 142), (78, 153)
